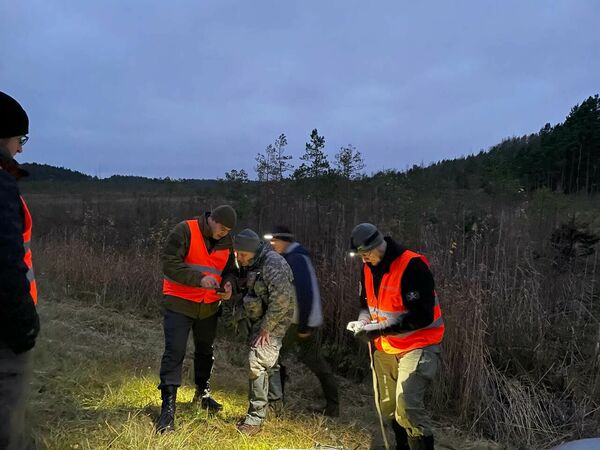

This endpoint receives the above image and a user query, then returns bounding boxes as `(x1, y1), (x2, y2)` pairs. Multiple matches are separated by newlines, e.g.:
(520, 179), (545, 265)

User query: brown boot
(236, 422), (261, 436)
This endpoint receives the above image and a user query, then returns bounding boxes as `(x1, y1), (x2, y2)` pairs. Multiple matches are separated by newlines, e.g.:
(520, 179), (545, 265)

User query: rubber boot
(407, 435), (434, 450)
(157, 386), (177, 433)
(319, 373), (339, 418)
(391, 420), (410, 450)
(279, 363), (288, 403)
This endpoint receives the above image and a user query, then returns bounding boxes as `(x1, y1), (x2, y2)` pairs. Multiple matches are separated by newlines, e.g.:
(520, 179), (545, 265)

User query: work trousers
(373, 347), (439, 438)
(268, 325), (339, 408)
(0, 345), (32, 450)
(158, 308), (218, 389)
(244, 337), (283, 426)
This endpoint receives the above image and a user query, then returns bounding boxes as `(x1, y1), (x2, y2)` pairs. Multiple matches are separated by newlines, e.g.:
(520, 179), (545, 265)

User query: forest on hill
(22, 94), (599, 198)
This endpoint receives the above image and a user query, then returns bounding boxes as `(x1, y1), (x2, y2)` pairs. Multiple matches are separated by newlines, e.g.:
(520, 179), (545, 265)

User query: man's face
(208, 216), (231, 240)
(236, 250), (255, 267)
(269, 238), (288, 254)
(359, 243), (386, 266)
(2, 136), (26, 157)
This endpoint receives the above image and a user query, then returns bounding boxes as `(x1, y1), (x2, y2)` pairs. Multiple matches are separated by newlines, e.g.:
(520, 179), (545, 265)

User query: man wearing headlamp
(347, 223), (444, 450)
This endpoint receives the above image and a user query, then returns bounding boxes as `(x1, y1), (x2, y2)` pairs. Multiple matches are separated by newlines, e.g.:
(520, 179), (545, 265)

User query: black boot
(391, 421), (410, 450)
(323, 403), (340, 417)
(318, 373), (339, 418)
(193, 384), (223, 412)
(157, 386), (177, 433)
(407, 435), (434, 450)
(279, 363), (288, 403)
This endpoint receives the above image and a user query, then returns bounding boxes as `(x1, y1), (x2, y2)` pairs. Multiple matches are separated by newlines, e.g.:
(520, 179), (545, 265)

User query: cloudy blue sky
(1, 1), (598, 179)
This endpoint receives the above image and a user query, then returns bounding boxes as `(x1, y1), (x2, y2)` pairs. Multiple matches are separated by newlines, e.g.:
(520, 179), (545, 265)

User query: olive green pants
(373, 347), (439, 438)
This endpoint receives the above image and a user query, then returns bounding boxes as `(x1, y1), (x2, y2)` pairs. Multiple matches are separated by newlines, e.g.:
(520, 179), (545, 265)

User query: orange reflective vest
(162, 219), (230, 303)
(363, 250), (444, 354)
(20, 196), (38, 304)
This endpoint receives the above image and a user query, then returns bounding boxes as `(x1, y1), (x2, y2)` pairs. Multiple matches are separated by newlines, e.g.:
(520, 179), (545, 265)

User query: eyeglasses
(19, 135), (29, 146)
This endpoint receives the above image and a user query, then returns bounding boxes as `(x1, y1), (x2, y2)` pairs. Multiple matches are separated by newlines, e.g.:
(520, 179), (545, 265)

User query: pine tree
(294, 129), (330, 179)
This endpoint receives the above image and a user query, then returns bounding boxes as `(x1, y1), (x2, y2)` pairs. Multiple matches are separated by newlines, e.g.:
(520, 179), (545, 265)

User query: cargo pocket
(243, 295), (264, 321)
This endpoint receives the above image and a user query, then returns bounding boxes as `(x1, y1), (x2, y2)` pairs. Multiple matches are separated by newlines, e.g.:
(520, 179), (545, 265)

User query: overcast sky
(1, 1), (598, 179)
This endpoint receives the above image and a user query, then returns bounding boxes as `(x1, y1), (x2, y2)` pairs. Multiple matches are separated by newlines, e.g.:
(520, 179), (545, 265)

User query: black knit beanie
(210, 205), (237, 229)
(0, 91), (29, 138)
(270, 225), (295, 242)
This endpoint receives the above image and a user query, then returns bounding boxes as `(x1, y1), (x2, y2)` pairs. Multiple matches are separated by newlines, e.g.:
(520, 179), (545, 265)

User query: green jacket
(161, 212), (237, 319)
(241, 242), (295, 338)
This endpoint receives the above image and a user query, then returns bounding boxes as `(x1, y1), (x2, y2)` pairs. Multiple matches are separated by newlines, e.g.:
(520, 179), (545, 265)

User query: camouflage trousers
(373, 347), (439, 438)
(0, 345), (32, 450)
(244, 337), (283, 426)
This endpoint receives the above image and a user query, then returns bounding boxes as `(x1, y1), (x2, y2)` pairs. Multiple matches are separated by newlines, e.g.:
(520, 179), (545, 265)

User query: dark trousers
(269, 324), (339, 407)
(0, 345), (31, 450)
(159, 308), (219, 389)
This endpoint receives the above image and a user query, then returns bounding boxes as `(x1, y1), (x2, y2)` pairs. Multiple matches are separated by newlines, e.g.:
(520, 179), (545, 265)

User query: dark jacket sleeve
(0, 170), (39, 353)
(285, 252), (314, 333)
(161, 221), (204, 287)
(358, 271), (371, 322)
(398, 258), (435, 330)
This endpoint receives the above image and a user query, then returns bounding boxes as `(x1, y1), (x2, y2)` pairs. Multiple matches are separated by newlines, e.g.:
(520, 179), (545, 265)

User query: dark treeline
(419, 94), (600, 194)
(22, 163), (221, 194)
(23, 94), (600, 197)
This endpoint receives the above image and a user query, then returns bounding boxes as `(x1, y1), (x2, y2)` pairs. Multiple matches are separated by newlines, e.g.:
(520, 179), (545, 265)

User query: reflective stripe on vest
(20, 197), (38, 304)
(162, 219), (230, 303)
(364, 250), (444, 354)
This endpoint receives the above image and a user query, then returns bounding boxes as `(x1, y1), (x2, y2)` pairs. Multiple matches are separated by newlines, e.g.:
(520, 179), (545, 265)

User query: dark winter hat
(210, 205), (237, 229)
(234, 228), (261, 253)
(350, 223), (384, 252)
(0, 91), (29, 138)
(267, 225), (294, 242)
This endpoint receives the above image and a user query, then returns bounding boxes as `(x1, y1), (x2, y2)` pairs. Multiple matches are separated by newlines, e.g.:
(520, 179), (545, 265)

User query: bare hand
(218, 281), (233, 300)
(253, 329), (271, 347)
(200, 276), (218, 289)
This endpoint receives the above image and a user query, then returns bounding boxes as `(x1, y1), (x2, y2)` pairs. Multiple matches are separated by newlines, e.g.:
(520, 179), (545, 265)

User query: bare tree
(334, 144), (366, 179)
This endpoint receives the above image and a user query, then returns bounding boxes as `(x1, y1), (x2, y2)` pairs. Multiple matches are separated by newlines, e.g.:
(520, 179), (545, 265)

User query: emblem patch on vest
(406, 291), (420, 302)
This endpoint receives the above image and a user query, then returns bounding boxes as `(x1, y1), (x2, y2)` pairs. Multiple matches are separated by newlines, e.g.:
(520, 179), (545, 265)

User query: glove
(353, 322), (385, 343)
(346, 320), (367, 334)
(2, 300), (40, 354)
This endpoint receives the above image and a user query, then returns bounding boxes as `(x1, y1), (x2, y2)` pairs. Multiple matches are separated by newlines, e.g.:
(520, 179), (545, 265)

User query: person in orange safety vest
(0, 90), (40, 450)
(157, 205), (238, 433)
(346, 223), (443, 450)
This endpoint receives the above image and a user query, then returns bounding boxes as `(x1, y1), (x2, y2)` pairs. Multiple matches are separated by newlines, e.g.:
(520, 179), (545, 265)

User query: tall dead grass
(25, 186), (600, 448)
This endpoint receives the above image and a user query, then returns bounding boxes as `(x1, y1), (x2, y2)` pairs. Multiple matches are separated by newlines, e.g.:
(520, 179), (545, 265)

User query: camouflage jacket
(240, 242), (295, 339)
